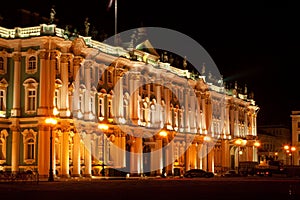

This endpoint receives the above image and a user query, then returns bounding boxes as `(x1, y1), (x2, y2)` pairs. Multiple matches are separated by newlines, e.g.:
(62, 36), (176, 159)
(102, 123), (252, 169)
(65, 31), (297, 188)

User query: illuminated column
(130, 143), (136, 174)
(120, 133), (126, 168)
(189, 92), (196, 133)
(224, 103), (230, 134)
(73, 58), (82, 116)
(60, 129), (70, 178)
(156, 138), (163, 175)
(184, 88), (190, 132)
(196, 92), (202, 132)
(244, 112), (248, 135)
(49, 52), (57, 114)
(135, 137), (143, 175)
(73, 57), (82, 81)
(234, 106), (239, 137)
(208, 147), (214, 172)
(253, 112), (258, 136)
(129, 73), (140, 124)
(38, 126), (49, 178)
(11, 54), (21, 116)
(83, 133), (92, 177)
(221, 140), (230, 171)
(113, 70), (124, 123)
(188, 143), (196, 169)
(60, 55), (70, 117)
(166, 139), (174, 175)
(155, 80), (162, 127)
(185, 145), (191, 171)
(197, 143), (203, 169)
(72, 132), (81, 177)
(201, 94), (207, 131)
(37, 51), (49, 115)
(11, 126), (20, 173)
(163, 83), (171, 126)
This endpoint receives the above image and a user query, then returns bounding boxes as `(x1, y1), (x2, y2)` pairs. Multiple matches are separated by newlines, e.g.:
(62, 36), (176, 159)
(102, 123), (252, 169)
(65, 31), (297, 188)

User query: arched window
(22, 129), (37, 164)
(26, 55), (38, 74)
(23, 78), (38, 114)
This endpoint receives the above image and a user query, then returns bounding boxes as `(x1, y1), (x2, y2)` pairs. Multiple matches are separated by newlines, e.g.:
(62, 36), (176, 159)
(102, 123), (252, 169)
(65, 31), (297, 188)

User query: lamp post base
(48, 171), (54, 182)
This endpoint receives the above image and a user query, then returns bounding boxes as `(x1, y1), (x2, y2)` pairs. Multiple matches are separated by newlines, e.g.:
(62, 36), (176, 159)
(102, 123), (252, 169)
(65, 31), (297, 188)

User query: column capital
(12, 53), (22, 62)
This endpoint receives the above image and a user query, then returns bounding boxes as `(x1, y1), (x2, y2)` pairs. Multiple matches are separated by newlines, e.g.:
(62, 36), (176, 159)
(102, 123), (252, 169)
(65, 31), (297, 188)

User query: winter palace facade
(0, 24), (260, 178)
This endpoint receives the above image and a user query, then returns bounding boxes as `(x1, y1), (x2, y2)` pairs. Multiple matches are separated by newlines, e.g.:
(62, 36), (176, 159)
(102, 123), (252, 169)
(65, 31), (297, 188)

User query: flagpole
(114, 0), (117, 45)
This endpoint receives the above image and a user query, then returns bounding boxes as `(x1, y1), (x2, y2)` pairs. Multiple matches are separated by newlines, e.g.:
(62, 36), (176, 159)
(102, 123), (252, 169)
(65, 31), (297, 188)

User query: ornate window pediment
(23, 78), (39, 114)
(0, 50), (8, 75)
(21, 129), (37, 164)
(25, 49), (38, 74)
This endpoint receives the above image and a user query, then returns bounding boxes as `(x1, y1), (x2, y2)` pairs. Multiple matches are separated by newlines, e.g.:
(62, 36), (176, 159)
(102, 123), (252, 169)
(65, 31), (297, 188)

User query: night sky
(1, 0), (300, 127)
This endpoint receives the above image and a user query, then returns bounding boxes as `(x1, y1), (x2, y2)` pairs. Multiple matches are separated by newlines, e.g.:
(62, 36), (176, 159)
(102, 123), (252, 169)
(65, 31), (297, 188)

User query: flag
(107, 0), (114, 11)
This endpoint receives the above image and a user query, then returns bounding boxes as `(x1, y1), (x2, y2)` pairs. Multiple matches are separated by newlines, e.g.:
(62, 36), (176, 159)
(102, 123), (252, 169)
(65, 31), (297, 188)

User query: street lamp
(159, 128), (168, 177)
(98, 122), (108, 176)
(234, 139), (247, 173)
(204, 136), (211, 172)
(284, 145), (296, 166)
(45, 117), (57, 182)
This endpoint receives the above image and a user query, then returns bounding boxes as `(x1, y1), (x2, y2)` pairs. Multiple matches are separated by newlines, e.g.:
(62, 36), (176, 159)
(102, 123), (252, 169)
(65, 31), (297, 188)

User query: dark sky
(1, 0), (300, 127)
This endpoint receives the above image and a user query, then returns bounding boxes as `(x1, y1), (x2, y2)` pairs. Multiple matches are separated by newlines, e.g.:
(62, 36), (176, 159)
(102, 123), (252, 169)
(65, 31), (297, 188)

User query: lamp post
(234, 139), (246, 173)
(159, 128), (168, 177)
(45, 117), (57, 182)
(204, 136), (211, 172)
(284, 145), (296, 166)
(98, 123), (109, 177)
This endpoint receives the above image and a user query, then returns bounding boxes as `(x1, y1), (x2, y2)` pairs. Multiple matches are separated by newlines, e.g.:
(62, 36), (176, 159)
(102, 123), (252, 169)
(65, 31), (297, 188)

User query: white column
(60, 55), (70, 117)
(156, 139), (163, 175)
(38, 126), (49, 178)
(83, 134), (92, 177)
(113, 74), (124, 123)
(72, 132), (81, 177)
(135, 137), (143, 175)
(11, 126), (20, 173)
(155, 81), (162, 127)
(120, 134), (126, 168)
(37, 51), (49, 115)
(201, 95), (207, 131)
(60, 130), (70, 177)
(11, 54), (21, 116)
(129, 73), (140, 124)
(184, 88), (190, 132)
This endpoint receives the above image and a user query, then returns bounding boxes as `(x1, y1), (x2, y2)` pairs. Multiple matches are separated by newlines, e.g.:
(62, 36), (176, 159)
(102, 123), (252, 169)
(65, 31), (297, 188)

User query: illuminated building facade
(257, 125), (291, 165)
(0, 24), (260, 178)
(290, 111), (300, 165)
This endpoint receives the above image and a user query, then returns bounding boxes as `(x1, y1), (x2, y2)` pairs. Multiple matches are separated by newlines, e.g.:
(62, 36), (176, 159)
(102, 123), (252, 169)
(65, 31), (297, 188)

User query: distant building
(257, 124), (291, 165)
(0, 24), (260, 178)
(290, 111), (300, 165)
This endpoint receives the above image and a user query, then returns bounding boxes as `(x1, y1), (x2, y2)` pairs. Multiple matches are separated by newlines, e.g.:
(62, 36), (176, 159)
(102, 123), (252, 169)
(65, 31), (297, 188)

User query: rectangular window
(54, 90), (58, 108)
(27, 142), (34, 160)
(27, 90), (36, 111)
(79, 95), (83, 112)
(298, 134), (300, 142)
(108, 100), (112, 118)
(99, 98), (104, 118)
(0, 140), (4, 160)
(0, 90), (5, 111)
